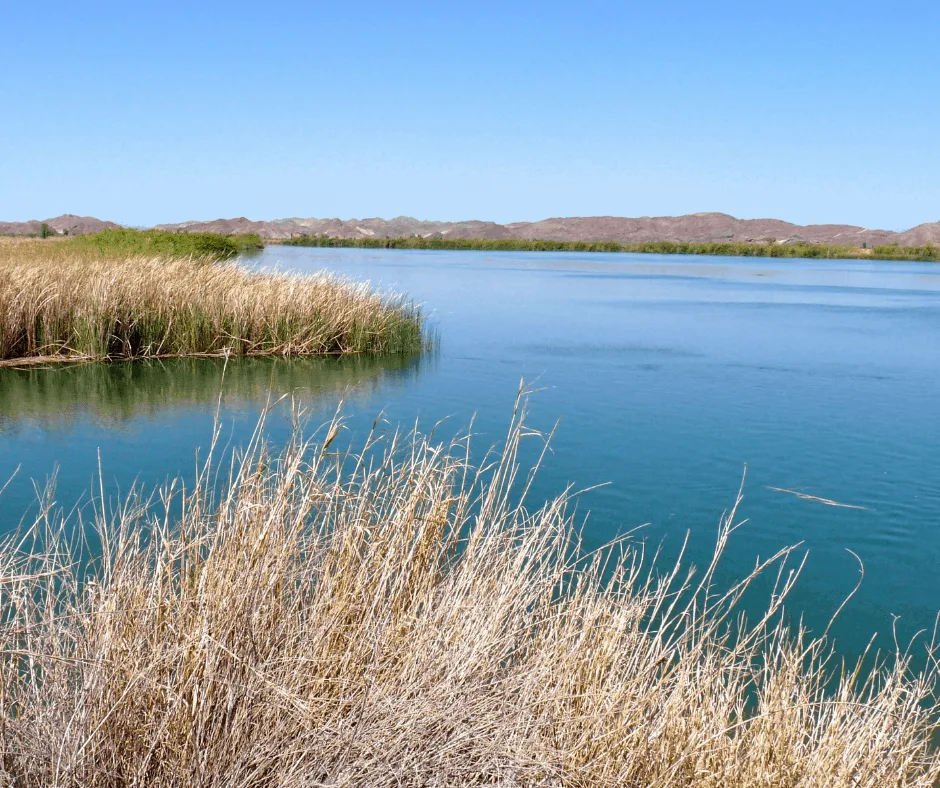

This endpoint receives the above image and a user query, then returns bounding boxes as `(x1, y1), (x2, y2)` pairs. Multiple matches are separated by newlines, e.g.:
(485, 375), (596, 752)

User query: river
(2, 246), (938, 659)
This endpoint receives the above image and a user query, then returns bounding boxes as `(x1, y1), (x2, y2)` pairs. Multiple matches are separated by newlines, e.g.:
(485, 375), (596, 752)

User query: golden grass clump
(0, 242), (426, 363)
(0, 396), (938, 786)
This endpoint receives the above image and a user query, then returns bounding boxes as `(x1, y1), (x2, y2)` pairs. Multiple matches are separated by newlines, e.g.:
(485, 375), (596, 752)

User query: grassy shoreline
(2, 228), (265, 260)
(0, 397), (937, 785)
(65, 227), (265, 259)
(0, 234), (428, 365)
(280, 234), (940, 261)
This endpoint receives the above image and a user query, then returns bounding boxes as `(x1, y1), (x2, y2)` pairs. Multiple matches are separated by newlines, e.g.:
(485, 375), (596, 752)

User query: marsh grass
(282, 234), (940, 261)
(0, 229), (263, 262)
(63, 228), (264, 260)
(0, 229), (261, 260)
(0, 245), (428, 363)
(0, 394), (937, 786)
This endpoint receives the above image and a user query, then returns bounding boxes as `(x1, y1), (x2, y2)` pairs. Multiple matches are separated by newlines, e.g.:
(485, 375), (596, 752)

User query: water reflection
(0, 353), (428, 432)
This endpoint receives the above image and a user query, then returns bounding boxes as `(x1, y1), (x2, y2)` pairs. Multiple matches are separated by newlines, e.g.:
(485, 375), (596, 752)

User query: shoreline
(0, 349), (377, 369)
(274, 235), (940, 262)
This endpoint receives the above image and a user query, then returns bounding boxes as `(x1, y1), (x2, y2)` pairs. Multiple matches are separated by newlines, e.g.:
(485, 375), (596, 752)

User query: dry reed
(0, 395), (937, 786)
(0, 242), (426, 362)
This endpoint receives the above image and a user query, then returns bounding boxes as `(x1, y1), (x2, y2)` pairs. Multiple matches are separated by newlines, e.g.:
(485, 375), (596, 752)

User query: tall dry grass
(0, 395), (937, 786)
(0, 241), (426, 362)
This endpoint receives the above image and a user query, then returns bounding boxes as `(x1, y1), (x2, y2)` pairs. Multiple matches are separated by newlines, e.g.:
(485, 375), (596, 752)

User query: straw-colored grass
(0, 242), (427, 363)
(0, 395), (937, 786)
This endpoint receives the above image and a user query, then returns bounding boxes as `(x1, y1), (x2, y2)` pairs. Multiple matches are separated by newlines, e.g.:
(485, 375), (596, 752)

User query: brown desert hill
(504, 213), (900, 246)
(896, 221), (940, 246)
(0, 214), (121, 236)
(5, 212), (938, 247)
(156, 212), (915, 246)
(154, 216), (289, 237)
(154, 216), (515, 241)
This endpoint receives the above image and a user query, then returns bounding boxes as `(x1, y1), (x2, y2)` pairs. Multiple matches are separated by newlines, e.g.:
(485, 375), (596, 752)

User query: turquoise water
(1, 247), (939, 659)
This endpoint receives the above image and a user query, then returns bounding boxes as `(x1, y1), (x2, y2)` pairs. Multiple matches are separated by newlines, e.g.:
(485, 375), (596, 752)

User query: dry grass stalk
(0, 395), (937, 786)
(0, 244), (426, 362)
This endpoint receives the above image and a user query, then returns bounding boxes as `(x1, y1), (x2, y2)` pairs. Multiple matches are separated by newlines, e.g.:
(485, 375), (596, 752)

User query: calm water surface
(1, 248), (939, 659)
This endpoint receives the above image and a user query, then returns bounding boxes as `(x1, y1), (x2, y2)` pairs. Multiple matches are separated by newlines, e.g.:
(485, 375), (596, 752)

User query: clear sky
(2, 1), (938, 229)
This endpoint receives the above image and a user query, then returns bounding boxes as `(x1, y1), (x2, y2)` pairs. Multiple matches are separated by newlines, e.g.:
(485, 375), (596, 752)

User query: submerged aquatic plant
(0, 394), (936, 786)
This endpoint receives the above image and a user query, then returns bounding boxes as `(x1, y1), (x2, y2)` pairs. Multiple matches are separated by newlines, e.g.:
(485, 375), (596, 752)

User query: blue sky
(1, 1), (938, 229)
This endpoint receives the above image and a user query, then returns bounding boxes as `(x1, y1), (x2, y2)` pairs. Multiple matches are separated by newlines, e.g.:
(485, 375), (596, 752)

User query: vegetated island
(0, 230), (428, 367)
(2, 394), (938, 784)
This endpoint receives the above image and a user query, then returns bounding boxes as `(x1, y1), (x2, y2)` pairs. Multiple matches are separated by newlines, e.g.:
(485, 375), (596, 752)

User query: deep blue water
(1, 247), (939, 659)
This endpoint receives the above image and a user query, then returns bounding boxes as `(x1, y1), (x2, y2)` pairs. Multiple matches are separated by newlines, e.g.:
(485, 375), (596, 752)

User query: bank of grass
(282, 234), (940, 261)
(0, 396), (937, 786)
(0, 240), (427, 364)
(1, 228), (263, 261)
(68, 227), (264, 259)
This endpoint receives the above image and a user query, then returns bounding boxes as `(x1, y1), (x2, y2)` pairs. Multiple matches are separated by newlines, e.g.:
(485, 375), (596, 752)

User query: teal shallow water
(1, 248), (939, 659)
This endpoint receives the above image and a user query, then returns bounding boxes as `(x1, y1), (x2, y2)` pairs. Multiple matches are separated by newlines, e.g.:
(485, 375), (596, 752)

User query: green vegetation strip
(65, 228), (264, 259)
(283, 234), (940, 261)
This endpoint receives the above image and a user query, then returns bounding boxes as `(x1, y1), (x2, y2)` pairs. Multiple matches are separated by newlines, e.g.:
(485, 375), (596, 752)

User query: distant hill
(156, 213), (940, 247)
(0, 214), (121, 236)
(895, 221), (940, 246)
(5, 212), (940, 247)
